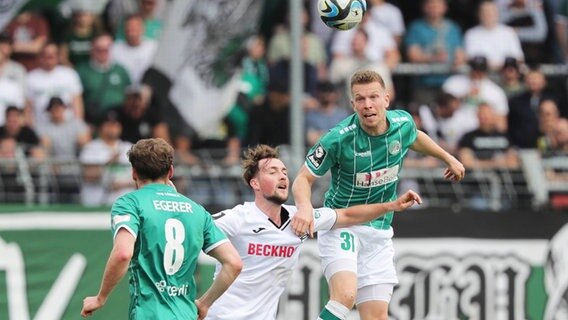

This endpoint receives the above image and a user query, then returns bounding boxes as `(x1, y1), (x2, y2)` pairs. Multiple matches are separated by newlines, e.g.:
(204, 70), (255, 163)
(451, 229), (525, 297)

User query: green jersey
(305, 110), (418, 230)
(111, 183), (228, 319)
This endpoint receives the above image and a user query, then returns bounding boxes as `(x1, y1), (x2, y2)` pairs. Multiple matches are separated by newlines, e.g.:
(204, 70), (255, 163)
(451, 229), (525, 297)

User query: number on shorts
(340, 231), (355, 252)
(164, 218), (185, 275)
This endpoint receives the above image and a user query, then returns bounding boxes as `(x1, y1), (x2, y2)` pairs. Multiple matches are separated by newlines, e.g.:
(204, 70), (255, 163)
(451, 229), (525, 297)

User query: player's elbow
(113, 247), (133, 263)
(225, 255), (243, 277)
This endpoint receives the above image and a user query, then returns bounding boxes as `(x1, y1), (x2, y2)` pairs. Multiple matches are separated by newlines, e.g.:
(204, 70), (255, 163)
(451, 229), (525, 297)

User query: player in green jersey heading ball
(291, 70), (465, 320)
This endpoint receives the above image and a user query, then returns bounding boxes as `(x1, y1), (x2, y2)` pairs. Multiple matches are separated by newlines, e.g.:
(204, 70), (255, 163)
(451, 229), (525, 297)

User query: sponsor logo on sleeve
(112, 215), (130, 228)
(307, 144), (327, 169)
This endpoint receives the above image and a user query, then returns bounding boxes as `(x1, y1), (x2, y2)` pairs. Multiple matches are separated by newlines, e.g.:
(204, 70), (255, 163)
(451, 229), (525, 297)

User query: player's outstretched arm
(195, 242), (242, 319)
(81, 229), (135, 318)
(410, 130), (465, 182)
(333, 190), (422, 228)
(291, 165), (317, 237)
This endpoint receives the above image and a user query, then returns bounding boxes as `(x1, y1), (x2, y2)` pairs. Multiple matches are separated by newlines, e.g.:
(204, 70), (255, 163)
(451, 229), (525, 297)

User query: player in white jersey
(205, 144), (421, 320)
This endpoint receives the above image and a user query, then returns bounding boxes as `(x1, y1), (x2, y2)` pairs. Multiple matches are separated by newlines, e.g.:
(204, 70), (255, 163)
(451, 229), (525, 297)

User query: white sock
(318, 300), (350, 320)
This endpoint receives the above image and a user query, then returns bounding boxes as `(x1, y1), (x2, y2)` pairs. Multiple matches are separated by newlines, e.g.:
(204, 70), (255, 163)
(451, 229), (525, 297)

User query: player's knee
(330, 290), (356, 308)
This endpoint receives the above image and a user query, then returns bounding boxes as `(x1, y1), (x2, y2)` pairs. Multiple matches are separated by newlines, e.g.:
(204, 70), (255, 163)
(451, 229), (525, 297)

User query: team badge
(389, 140), (401, 155)
(307, 144), (327, 169)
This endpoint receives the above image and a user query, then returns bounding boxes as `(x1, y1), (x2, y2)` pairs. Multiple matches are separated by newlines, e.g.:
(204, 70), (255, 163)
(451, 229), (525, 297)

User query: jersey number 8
(164, 218), (185, 275)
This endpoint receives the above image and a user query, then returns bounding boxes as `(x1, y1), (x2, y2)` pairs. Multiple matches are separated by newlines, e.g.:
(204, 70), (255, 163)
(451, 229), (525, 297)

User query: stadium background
(0, 0), (567, 319)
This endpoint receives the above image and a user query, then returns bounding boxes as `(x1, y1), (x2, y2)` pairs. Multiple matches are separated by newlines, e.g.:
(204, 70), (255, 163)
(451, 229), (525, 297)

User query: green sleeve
(110, 194), (140, 239)
(305, 132), (338, 177)
(202, 211), (228, 253)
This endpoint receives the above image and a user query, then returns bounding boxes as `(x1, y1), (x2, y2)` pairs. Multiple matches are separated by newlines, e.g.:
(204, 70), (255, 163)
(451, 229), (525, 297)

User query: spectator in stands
(332, 12), (400, 71)
(508, 67), (556, 148)
(25, 43), (84, 128)
(0, 32), (26, 89)
(443, 55), (509, 132)
(38, 97), (91, 160)
(4, 11), (50, 71)
(0, 106), (44, 159)
(59, 7), (101, 67)
(537, 98), (563, 151)
(247, 79), (290, 147)
(79, 110), (134, 207)
(404, 0), (466, 104)
(77, 34), (131, 126)
(458, 102), (519, 169)
(110, 14), (157, 84)
(226, 35), (270, 143)
(420, 92), (479, 154)
(498, 56), (526, 98)
(464, 0), (524, 70)
(368, 0), (406, 46)
(556, 0), (568, 61)
(267, 7), (328, 81)
(329, 28), (396, 101)
(305, 81), (350, 146)
(114, 0), (163, 41)
(115, 84), (169, 144)
(499, 0), (549, 64)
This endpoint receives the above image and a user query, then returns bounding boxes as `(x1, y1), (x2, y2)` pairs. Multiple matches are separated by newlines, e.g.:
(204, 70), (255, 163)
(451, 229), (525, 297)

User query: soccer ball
(318, 0), (367, 31)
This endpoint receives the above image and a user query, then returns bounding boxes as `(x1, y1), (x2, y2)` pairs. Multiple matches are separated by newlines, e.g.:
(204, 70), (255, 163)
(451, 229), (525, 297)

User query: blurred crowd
(0, 0), (567, 207)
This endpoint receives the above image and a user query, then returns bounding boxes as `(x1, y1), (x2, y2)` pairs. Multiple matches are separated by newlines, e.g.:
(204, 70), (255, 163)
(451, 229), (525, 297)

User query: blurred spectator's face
(124, 94), (146, 118)
(501, 66), (521, 82)
(0, 41), (12, 62)
(351, 30), (368, 57)
(5, 109), (23, 135)
(40, 44), (59, 70)
(525, 71), (546, 93)
(125, 17), (144, 46)
(477, 104), (495, 131)
(437, 98), (459, 118)
(248, 37), (265, 60)
(140, 0), (157, 16)
(74, 11), (95, 28)
(49, 104), (66, 123)
(479, 2), (499, 28)
(423, 0), (447, 20)
(318, 89), (339, 107)
(91, 36), (112, 65)
(99, 121), (122, 140)
(539, 100), (560, 133)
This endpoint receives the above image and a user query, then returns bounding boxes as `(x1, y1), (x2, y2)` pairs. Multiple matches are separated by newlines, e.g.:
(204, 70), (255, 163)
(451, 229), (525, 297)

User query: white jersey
(206, 202), (337, 320)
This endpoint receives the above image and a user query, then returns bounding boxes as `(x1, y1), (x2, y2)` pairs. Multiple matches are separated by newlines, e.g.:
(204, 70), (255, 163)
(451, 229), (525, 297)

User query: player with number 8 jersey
(110, 184), (226, 317)
(81, 138), (242, 320)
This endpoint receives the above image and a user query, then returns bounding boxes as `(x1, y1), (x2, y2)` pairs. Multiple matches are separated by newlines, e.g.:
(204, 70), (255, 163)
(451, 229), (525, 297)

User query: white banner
(152, 0), (262, 138)
(0, 0), (28, 31)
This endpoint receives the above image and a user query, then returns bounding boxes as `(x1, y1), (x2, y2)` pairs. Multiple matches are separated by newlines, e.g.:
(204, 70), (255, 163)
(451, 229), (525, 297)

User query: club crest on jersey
(307, 144), (327, 169)
(389, 140), (401, 155)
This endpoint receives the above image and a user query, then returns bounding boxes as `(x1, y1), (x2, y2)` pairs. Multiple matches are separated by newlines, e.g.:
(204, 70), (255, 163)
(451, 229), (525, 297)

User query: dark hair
(436, 92), (458, 107)
(350, 70), (386, 91)
(46, 97), (65, 111)
(5, 106), (22, 116)
(242, 144), (280, 188)
(127, 138), (174, 180)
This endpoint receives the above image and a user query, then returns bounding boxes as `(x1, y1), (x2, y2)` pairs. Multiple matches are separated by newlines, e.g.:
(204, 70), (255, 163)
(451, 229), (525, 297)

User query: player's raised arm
(333, 190), (422, 228)
(291, 165), (317, 237)
(410, 130), (465, 181)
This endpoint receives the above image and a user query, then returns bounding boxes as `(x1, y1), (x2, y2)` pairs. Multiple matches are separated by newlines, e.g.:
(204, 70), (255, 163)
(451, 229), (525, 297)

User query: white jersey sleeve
(313, 207), (338, 232)
(211, 206), (244, 238)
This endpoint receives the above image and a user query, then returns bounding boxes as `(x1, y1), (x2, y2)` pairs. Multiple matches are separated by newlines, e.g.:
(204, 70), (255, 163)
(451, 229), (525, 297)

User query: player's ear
(250, 178), (260, 191)
(168, 165), (174, 179)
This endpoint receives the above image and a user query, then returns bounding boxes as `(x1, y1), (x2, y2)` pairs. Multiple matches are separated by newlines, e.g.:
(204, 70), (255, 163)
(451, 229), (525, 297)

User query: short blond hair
(350, 70), (386, 91)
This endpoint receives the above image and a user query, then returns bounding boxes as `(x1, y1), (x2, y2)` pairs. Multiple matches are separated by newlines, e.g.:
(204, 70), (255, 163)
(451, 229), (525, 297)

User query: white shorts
(318, 225), (398, 289)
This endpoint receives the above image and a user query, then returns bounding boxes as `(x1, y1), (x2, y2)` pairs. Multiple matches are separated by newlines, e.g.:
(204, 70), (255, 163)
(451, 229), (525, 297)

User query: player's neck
(135, 178), (169, 189)
(255, 198), (282, 224)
